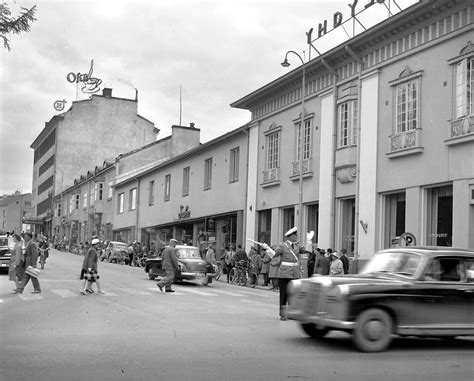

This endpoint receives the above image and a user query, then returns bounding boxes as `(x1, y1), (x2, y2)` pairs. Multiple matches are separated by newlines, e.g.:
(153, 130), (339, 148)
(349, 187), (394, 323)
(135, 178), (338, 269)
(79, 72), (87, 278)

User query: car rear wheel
(353, 308), (393, 353)
(300, 323), (329, 339)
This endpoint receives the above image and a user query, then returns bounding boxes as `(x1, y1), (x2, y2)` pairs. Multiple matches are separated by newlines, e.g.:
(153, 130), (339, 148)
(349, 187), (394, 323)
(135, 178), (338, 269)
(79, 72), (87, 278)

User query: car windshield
(176, 248), (201, 259)
(112, 243), (128, 251)
(361, 252), (422, 278)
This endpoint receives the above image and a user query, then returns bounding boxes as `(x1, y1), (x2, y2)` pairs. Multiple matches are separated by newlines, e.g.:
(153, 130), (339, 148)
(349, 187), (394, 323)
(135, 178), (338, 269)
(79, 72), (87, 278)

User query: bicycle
(214, 262), (223, 281)
(229, 260), (248, 286)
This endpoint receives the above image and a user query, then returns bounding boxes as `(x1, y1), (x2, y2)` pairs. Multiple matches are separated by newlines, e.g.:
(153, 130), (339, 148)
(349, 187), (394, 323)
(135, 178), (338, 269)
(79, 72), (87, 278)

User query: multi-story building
(231, 0), (474, 268)
(52, 124), (201, 245)
(113, 124), (248, 254)
(0, 191), (32, 234)
(30, 88), (158, 236)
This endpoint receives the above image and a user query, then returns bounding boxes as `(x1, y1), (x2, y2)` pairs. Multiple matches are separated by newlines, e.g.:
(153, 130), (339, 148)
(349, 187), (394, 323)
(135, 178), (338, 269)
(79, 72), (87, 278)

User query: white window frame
(164, 175), (171, 201)
(266, 132), (280, 170)
(130, 188), (137, 210)
(295, 117), (312, 161)
(229, 147), (239, 182)
(395, 79), (419, 133)
(108, 180), (113, 199)
(83, 192), (87, 208)
(118, 193), (124, 214)
(149, 180), (155, 206)
(455, 57), (474, 119)
(337, 100), (358, 148)
(204, 158), (212, 190)
(182, 167), (190, 196)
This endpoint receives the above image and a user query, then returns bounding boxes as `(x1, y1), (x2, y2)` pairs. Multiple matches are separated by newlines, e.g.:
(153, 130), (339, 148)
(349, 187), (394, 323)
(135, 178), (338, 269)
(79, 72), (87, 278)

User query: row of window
(263, 56), (473, 175)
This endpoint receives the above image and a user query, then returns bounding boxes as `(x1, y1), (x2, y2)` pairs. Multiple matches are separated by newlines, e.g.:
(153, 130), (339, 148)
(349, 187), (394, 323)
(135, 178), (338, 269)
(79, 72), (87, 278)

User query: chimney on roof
(135, 88), (138, 101)
(190, 122), (195, 128)
(102, 88), (112, 97)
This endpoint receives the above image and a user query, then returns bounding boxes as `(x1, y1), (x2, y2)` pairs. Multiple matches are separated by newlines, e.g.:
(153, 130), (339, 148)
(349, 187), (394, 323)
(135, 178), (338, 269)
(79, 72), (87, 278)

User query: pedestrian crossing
(0, 284), (276, 303)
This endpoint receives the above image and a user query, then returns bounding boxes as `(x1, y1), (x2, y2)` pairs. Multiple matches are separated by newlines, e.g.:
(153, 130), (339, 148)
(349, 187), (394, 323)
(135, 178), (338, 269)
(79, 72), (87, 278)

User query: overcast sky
(0, 0), (418, 195)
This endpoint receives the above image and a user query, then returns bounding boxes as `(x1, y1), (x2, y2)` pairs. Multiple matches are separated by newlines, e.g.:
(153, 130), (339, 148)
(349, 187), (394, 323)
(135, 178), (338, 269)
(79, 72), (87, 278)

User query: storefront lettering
(66, 59), (102, 94)
(313, 0), (387, 39)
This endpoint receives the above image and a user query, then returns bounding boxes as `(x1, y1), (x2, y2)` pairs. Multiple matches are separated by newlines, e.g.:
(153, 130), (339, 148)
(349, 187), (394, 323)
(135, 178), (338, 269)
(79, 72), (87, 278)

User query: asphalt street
(0, 249), (473, 381)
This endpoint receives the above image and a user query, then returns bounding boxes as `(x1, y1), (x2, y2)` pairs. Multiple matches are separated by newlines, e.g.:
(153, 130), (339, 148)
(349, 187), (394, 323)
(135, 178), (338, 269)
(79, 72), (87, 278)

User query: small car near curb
(103, 241), (129, 264)
(287, 246), (474, 352)
(145, 245), (217, 286)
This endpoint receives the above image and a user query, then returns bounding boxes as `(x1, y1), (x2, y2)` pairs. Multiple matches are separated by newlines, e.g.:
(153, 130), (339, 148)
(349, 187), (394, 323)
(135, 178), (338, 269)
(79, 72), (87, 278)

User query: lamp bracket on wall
(359, 219), (368, 233)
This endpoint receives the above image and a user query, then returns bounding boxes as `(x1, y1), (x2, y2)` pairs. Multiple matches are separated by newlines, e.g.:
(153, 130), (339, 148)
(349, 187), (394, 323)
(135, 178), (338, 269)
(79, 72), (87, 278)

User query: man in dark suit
(157, 238), (179, 293)
(340, 248), (350, 274)
(17, 232), (41, 294)
(314, 248), (330, 276)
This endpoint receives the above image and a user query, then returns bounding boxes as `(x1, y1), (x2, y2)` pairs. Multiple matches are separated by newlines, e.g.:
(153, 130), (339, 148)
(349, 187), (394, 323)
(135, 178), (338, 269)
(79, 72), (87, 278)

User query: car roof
(378, 246), (474, 257)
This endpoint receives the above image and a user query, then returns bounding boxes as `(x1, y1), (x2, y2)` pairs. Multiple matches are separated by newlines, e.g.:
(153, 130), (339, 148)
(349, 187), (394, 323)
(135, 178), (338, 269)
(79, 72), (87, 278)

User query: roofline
(230, 0), (454, 109)
(115, 123), (250, 187)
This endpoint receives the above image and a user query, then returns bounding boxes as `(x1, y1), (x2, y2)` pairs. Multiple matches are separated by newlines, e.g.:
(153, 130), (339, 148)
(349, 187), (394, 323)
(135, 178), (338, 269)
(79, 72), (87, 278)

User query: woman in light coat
(9, 234), (23, 293)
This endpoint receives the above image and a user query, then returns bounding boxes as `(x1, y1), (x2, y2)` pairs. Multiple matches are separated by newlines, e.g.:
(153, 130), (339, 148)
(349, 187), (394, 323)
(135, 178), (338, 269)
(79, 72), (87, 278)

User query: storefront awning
(22, 216), (45, 225)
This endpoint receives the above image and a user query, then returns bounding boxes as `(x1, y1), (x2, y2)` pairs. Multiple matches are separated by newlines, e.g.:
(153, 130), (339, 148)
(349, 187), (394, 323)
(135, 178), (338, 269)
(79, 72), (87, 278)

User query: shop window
(426, 185), (452, 246)
(307, 204), (319, 245)
(384, 192), (406, 248)
(340, 198), (355, 254)
(258, 210), (272, 245)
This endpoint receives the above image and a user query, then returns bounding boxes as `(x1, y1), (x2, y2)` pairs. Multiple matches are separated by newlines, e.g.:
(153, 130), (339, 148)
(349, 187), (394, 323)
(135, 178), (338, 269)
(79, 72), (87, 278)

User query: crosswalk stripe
(18, 294), (43, 301)
(176, 288), (216, 296)
(209, 289), (245, 297)
(52, 289), (78, 297)
(116, 287), (152, 296)
(147, 288), (185, 295)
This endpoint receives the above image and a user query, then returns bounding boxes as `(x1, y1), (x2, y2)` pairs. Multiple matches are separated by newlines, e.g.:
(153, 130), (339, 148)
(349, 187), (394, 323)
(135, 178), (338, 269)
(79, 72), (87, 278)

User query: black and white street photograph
(1, 1), (473, 380)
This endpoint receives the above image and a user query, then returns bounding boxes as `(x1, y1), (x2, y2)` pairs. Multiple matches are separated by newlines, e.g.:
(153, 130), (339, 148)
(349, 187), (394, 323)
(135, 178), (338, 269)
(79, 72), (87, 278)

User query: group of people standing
(8, 232), (48, 294)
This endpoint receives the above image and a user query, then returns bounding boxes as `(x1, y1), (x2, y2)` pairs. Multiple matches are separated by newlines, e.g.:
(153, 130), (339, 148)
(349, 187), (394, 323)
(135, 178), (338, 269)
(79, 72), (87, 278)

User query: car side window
(424, 258), (462, 282)
(466, 259), (474, 283)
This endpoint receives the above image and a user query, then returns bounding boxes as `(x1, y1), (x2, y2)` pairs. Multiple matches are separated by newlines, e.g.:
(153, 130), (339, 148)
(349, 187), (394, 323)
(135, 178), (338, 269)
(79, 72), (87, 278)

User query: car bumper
(287, 310), (356, 330)
(0, 258), (10, 267)
(180, 272), (217, 280)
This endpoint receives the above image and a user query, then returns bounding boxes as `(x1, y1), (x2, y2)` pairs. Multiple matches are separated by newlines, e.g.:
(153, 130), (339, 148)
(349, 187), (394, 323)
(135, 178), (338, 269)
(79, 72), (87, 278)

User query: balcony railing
(290, 158), (313, 179)
(387, 128), (423, 158)
(262, 167), (280, 186)
(445, 116), (474, 146)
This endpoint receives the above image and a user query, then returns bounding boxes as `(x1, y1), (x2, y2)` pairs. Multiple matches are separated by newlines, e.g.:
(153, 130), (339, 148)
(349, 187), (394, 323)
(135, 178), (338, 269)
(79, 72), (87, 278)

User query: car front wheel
(148, 268), (156, 280)
(353, 308), (393, 353)
(300, 323), (329, 339)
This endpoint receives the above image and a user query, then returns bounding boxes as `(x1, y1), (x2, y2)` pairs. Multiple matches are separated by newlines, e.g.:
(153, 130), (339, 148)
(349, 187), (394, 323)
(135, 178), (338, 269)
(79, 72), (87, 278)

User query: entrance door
(427, 185), (453, 246)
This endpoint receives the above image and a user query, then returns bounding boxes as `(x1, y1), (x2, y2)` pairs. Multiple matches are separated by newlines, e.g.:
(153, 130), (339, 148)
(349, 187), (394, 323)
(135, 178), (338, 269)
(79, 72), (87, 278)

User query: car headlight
(178, 262), (185, 271)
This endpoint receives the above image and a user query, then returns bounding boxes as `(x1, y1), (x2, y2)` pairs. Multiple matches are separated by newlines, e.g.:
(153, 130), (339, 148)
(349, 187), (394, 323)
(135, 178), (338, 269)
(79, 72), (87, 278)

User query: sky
(0, 0), (418, 195)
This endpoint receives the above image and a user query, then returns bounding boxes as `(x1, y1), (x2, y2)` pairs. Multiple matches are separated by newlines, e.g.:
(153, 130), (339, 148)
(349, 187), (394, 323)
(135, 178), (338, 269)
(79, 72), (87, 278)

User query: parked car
(287, 246), (474, 352)
(145, 245), (217, 285)
(103, 241), (129, 264)
(0, 235), (13, 272)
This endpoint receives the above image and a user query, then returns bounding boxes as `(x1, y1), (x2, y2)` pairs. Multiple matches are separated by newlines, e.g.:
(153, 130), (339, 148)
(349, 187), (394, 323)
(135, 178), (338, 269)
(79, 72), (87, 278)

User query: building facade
(0, 191), (32, 234)
(231, 0), (474, 267)
(30, 88), (158, 236)
(113, 125), (249, 256)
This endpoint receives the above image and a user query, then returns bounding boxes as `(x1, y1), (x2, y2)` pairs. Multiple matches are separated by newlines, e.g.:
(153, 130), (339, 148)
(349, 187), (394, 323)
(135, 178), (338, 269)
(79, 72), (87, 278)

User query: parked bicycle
(229, 260), (248, 286)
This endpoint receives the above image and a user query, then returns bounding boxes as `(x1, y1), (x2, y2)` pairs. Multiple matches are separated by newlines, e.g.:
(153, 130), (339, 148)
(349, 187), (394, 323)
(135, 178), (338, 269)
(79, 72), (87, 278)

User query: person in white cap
(80, 238), (104, 295)
(272, 227), (308, 320)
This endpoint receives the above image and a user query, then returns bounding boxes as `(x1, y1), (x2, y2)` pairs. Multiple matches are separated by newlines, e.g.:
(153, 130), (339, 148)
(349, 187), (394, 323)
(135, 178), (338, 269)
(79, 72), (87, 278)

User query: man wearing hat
(273, 227), (307, 320)
(157, 238), (179, 293)
(17, 232), (41, 294)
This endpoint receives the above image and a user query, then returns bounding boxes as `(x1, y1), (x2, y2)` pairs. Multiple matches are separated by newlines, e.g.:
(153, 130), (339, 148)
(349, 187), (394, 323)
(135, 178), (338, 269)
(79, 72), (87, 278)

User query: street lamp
(281, 50), (306, 242)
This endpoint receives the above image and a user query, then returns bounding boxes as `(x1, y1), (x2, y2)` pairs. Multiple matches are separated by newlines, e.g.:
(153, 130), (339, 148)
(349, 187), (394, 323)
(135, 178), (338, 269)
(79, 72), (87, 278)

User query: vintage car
(103, 241), (129, 264)
(287, 247), (474, 352)
(0, 235), (13, 271)
(145, 245), (217, 285)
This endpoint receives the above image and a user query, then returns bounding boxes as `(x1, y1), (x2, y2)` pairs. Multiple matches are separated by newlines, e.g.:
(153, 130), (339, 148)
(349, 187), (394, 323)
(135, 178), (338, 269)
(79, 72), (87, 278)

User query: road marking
(52, 289), (78, 297)
(177, 288), (217, 296)
(18, 294), (43, 301)
(116, 287), (152, 296)
(147, 288), (185, 295)
(209, 289), (246, 297)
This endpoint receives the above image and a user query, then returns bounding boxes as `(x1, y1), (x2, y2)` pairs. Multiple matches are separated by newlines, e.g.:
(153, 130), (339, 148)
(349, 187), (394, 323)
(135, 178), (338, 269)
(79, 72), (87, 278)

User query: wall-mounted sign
(178, 205), (191, 220)
(66, 59), (102, 94)
(53, 99), (67, 112)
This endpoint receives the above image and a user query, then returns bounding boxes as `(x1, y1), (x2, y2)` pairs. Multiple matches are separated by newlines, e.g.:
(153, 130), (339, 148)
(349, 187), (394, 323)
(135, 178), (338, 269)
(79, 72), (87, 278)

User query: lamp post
(281, 50), (306, 240)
